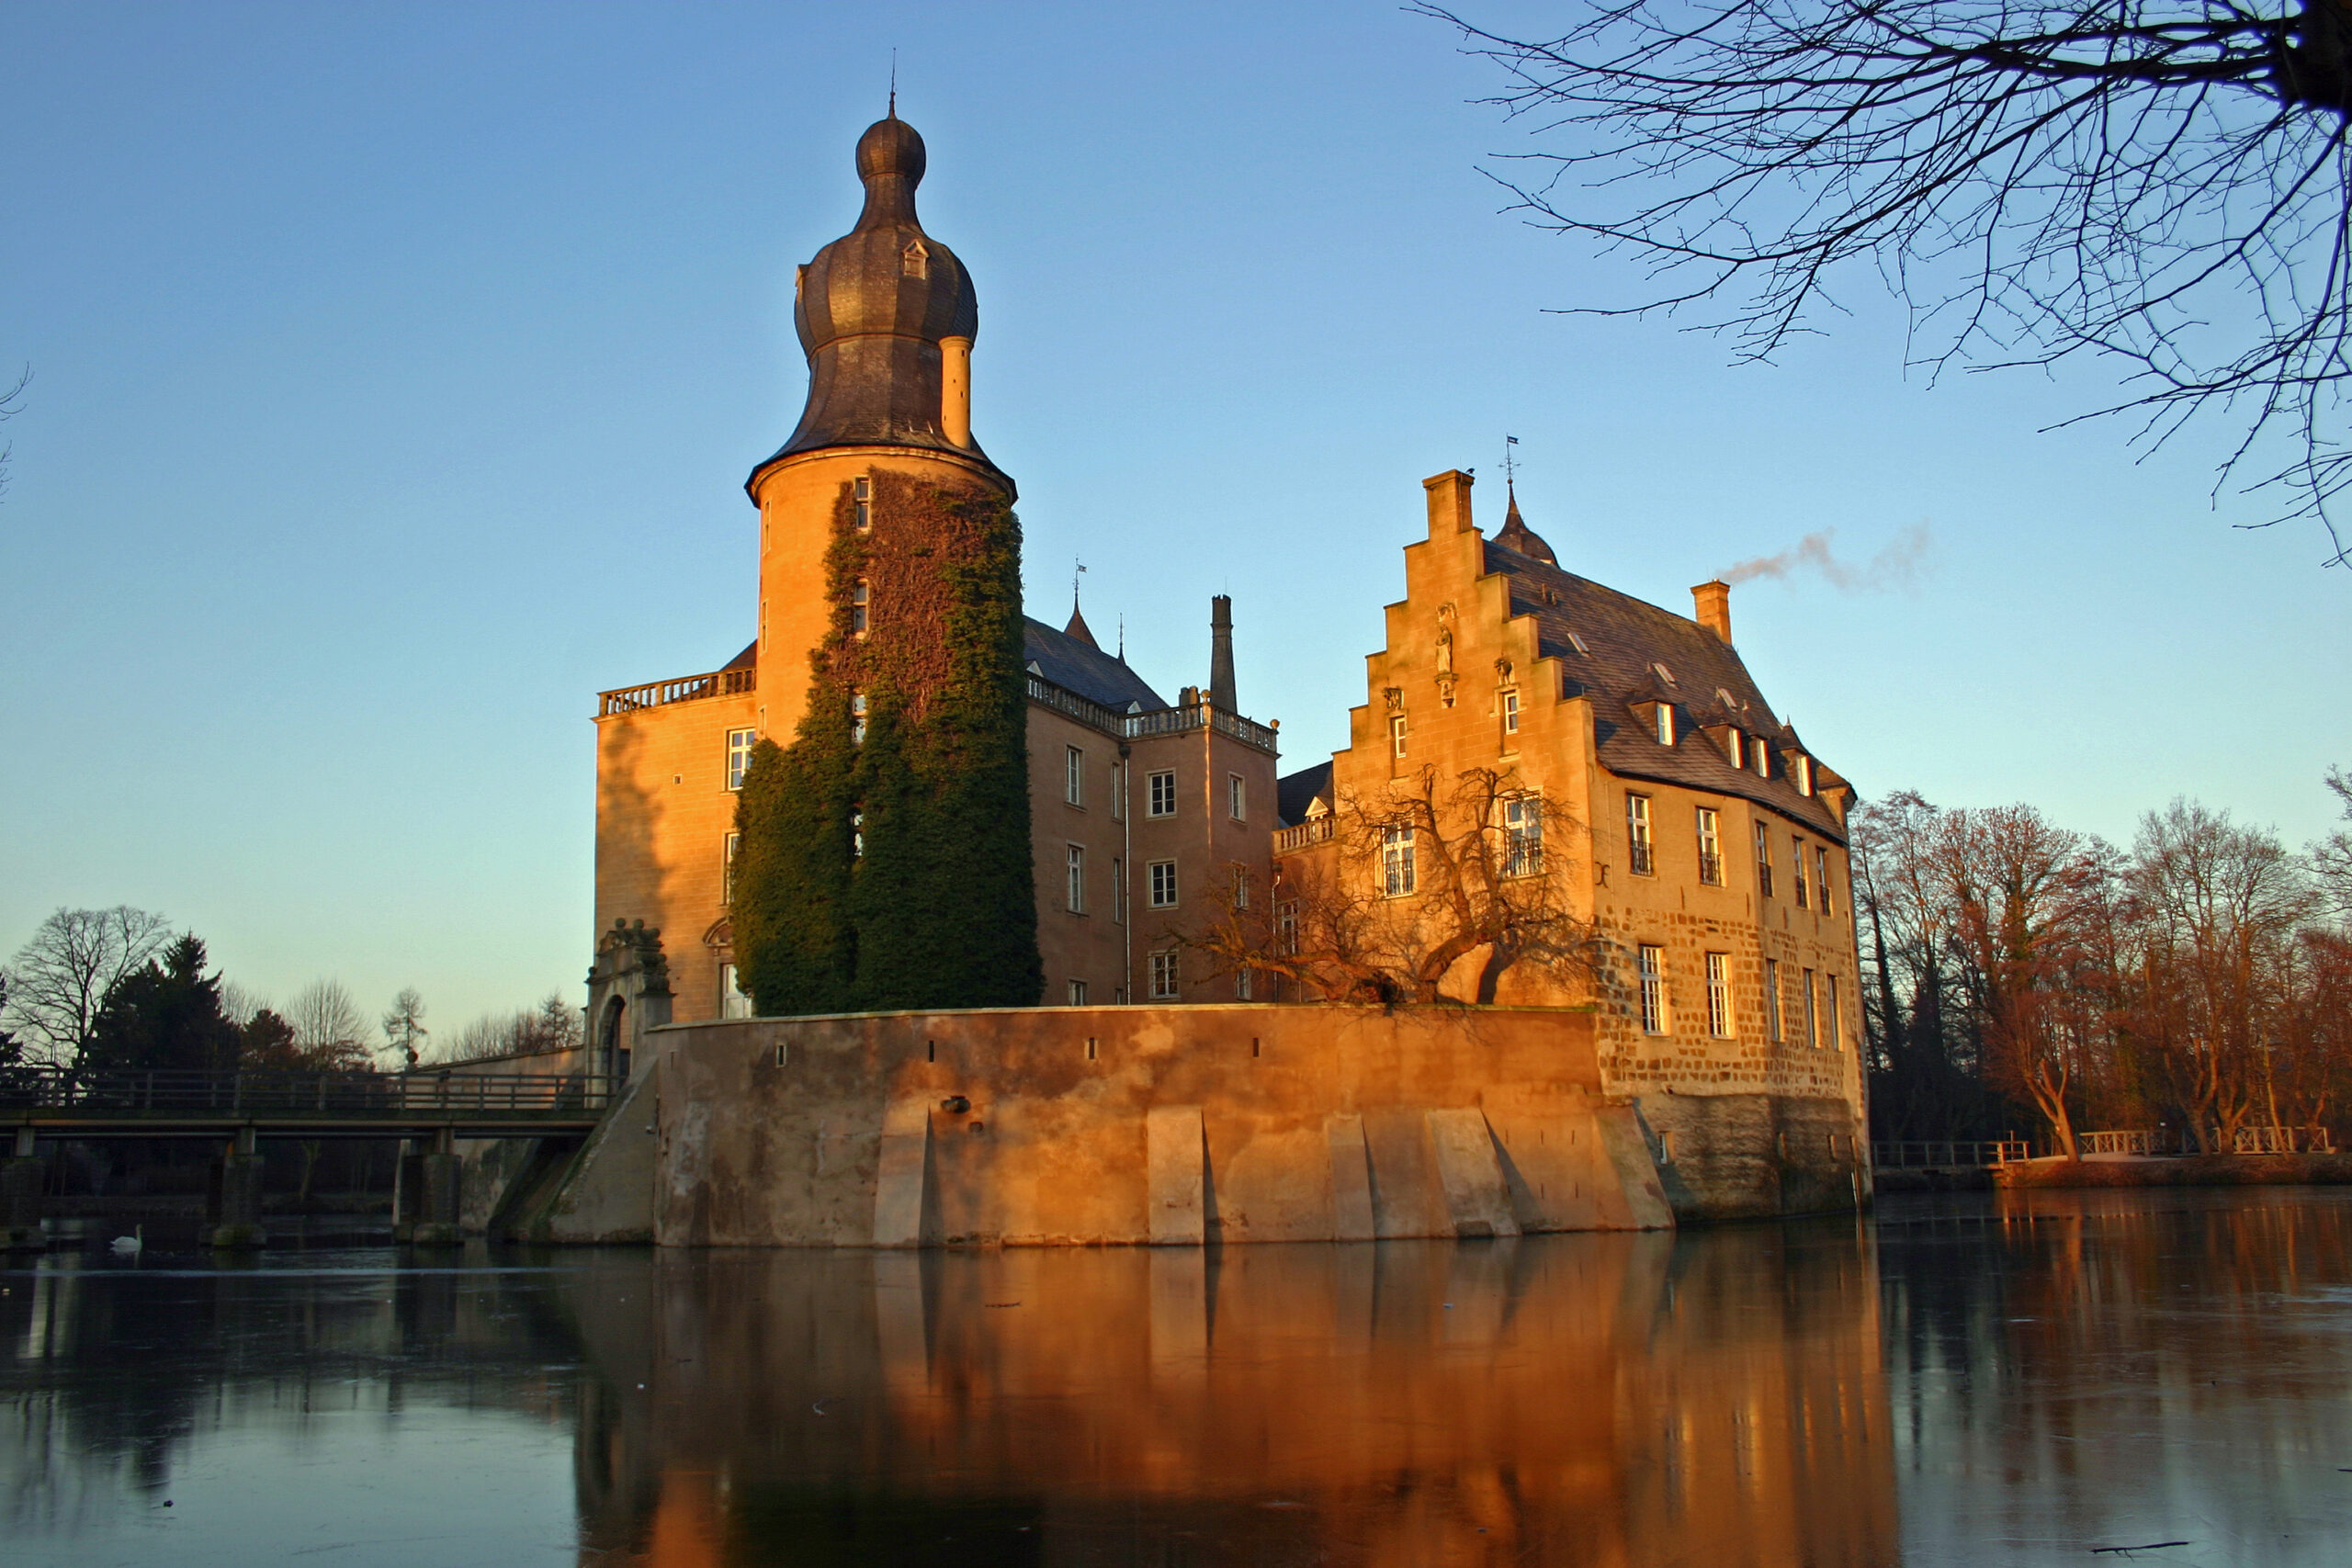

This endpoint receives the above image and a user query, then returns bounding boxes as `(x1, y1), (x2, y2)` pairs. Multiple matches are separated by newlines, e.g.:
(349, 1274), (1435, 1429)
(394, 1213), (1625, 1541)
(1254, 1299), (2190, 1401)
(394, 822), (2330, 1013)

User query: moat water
(7, 1190), (2352, 1566)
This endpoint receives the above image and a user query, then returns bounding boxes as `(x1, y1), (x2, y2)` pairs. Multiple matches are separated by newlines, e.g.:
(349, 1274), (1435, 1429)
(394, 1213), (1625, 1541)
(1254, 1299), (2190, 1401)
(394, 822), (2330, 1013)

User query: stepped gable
(1482, 539), (1849, 842)
(1023, 617), (1165, 714)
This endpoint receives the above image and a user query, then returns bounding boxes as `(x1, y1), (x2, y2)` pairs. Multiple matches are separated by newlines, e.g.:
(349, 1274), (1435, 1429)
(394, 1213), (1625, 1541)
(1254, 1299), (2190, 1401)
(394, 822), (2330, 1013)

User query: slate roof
(1483, 538), (1849, 843)
(1023, 616), (1165, 714)
(1278, 761), (1333, 828)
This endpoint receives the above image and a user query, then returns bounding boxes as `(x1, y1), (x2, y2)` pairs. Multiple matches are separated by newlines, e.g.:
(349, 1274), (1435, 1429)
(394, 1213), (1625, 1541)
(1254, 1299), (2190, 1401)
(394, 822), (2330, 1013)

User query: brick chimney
(1691, 580), (1732, 643)
(1208, 594), (1237, 712)
(1423, 469), (1475, 539)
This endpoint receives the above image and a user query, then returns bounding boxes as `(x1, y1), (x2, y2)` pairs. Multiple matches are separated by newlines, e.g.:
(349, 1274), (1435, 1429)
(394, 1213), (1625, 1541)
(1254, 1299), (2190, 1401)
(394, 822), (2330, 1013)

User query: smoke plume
(1721, 523), (1932, 592)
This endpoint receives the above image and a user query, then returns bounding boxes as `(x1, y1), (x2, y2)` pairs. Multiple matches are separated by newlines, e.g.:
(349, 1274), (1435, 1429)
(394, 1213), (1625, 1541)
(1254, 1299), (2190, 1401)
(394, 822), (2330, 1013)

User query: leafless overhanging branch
(1422, 1), (2352, 565)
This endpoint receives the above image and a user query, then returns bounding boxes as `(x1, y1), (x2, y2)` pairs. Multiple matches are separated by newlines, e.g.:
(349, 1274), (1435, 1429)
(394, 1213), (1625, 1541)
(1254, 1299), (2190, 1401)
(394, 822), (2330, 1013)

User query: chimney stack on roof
(1209, 594), (1237, 712)
(1423, 469), (1475, 539)
(1692, 580), (1732, 644)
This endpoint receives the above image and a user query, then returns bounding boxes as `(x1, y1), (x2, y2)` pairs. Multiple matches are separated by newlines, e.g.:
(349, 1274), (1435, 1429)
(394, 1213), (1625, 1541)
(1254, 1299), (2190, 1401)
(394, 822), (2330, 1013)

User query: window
(1148, 769), (1177, 818)
(1802, 968), (1819, 1048)
(1826, 974), (1843, 1051)
(1725, 729), (1745, 769)
(1754, 740), (1771, 779)
(850, 579), (869, 636)
(1276, 901), (1299, 955)
(1657, 1129), (1676, 1164)
(1695, 807), (1723, 886)
(1764, 957), (1783, 1043)
(1815, 846), (1834, 916)
(1112, 857), (1125, 925)
(1381, 826), (1418, 897)
(1501, 689), (1521, 738)
(1792, 838), (1810, 908)
(1067, 978), (1088, 1007)
(1503, 795), (1543, 877)
(853, 475), (871, 531)
(1228, 863), (1251, 910)
(726, 728), (756, 791)
(1234, 968), (1253, 1000)
(720, 964), (754, 1021)
(1651, 660), (1678, 687)
(1652, 704), (1676, 747)
(850, 693), (866, 745)
(1626, 794), (1654, 875)
(1754, 820), (1774, 897)
(852, 808), (864, 859)
(1066, 845), (1086, 913)
(1112, 761), (1126, 821)
(1228, 773), (1247, 820)
(1795, 754), (1815, 796)
(902, 240), (929, 279)
(1148, 949), (1180, 999)
(1389, 714), (1408, 758)
(723, 832), (741, 905)
(1638, 944), (1667, 1034)
(1065, 746), (1085, 807)
(1566, 630), (1590, 655)
(1148, 860), (1178, 908)
(1705, 953), (1731, 1038)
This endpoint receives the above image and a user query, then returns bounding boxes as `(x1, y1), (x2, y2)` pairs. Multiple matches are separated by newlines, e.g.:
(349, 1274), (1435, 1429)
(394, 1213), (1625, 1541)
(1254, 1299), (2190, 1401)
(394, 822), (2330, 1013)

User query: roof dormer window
(1725, 729), (1745, 768)
(902, 240), (930, 279)
(1795, 754), (1815, 796)
(1653, 704), (1675, 747)
(1754, 740), (1771, 780)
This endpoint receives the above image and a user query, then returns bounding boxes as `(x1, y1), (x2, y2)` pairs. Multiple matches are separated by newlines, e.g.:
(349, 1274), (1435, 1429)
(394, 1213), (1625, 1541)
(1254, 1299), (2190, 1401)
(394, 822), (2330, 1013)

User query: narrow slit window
(1803, 968), (1819, 1047)
(1764, 957), (1783, 1043)
(1826, 974), (1843, 1051)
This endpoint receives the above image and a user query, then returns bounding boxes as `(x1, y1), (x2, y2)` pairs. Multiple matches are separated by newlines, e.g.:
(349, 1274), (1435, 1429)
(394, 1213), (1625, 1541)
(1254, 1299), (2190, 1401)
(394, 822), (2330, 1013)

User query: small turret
(1209, 595), (1237, 712)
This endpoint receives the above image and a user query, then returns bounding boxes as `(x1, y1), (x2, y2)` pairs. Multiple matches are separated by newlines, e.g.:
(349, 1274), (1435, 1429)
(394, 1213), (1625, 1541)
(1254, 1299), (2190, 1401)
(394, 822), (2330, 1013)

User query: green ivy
(734, 471), (1040, 1015)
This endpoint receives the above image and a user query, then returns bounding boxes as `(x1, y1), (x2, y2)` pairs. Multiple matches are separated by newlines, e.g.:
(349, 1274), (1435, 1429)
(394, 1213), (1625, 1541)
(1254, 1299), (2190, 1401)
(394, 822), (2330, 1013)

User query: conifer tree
(85, 933), (242, 1072)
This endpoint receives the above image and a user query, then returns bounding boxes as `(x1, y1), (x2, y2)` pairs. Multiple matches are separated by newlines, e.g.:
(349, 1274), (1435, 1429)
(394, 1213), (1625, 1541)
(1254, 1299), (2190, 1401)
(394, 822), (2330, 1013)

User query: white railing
(2080, 1129), (2159, 1156)
(1871, 1140), (2030, 1168)
(2233, 1125), (2335, 1155)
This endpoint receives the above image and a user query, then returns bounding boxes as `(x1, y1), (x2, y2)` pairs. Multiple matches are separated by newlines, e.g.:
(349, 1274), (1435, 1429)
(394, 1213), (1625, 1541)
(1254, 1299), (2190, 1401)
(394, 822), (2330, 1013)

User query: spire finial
(1072, 557), (1086, 615)
(888, 51), (898, 118)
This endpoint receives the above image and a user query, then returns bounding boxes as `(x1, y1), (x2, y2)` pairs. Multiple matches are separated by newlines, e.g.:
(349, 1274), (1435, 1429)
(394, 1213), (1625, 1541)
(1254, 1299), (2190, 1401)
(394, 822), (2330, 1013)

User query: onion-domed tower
(733, 113), (1041, 1015)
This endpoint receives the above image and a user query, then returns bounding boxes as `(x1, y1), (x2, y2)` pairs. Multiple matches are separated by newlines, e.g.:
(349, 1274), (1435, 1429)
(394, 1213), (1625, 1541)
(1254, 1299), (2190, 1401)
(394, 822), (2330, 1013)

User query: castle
(587, 114), (1867, 1229)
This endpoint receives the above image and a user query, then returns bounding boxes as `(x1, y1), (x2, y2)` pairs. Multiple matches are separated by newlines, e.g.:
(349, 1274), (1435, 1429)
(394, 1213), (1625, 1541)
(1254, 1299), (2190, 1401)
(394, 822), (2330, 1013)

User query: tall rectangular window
(1638, 944), (1667, 1034)
(1112, 857), (1125, 925)
(1653, 705), (1675, 746)
(1764, 957), (1783, 1043)
(853, 475), (871, 531)
(1501, 689), (1520, 738)
(1228, 863), (1251, 910)
(1065, 745), (1085, 806)
(1234, 968), (1253, 1000)
(1626, 794), (1654, 875)
(720, 963), (753, 1021)
(1148, 949), (1180, 999)
(1503, 795), (1543, 877)
(1755, 820), (1774, 897)
(1389, 714), (1408, 758)
(1148, 770), (1177, 818)
(1802, 968), (1819, 1047)
(1754, 740), (1770, 779)
(1705, 953), (1731, 1038)
(849, 693), (866, 745)
(1792, 838), (1810, 908)
(1695, 807), (1724, 885)
(1795, 754), (1815, 796)
(723, 832), (741, 905)
(1276, 901), (1298, 955)
(1381, 826), (1418, 897)
(1066, 845), (1086, 913)
(1815, 846), (1834, 916)
(1148, 859), (1178, 908)
(1726, 729), (1745, 769)
(726, 728), (756, 791)
(1228, 773), (1247, 820)
(850, 579), (869, 636)
(1112, 761), (1125, 821)
(1067, 978), (1089, 1006)
(1826, 974), (1843, 1051)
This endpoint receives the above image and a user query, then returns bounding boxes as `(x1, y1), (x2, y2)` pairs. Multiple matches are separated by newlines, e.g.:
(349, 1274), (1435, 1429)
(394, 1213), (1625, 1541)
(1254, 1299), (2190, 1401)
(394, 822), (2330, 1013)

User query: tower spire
(888, 51), (897, 118)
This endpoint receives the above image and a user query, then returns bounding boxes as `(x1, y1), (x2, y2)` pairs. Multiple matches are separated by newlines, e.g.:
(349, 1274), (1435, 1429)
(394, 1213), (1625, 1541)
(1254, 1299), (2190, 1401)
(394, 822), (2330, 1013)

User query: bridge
(3, 1067), (617, 1251)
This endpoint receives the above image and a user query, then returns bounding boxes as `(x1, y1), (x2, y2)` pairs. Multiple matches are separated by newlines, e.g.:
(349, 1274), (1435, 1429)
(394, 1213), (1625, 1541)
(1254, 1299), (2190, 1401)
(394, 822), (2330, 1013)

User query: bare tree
(2313, 765), (2352, 920)
(3, 907), (173, 1070)
(1185, 765), (1599, 1004)
(381, 987), (428, 1067)
(1428, 1), (2352, 563)
(286, 979), (373, 1072)
(439, 992), (584, 1062)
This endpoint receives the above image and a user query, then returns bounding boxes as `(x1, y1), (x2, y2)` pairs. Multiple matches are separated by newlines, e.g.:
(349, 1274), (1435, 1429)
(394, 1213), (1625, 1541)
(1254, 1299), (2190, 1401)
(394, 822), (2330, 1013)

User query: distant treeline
(1859, 772), (2352, 1155)
(0, 907), (580, 1077)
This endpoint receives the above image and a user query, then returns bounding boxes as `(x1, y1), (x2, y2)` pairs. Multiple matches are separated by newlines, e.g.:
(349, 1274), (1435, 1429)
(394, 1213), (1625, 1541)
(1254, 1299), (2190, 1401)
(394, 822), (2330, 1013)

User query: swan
(109, 1224), (142, 1257)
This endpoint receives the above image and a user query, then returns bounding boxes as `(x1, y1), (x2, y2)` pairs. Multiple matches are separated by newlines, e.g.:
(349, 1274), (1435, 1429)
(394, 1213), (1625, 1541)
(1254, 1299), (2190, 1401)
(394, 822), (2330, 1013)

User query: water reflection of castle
(568, 1231), (1896, 1566)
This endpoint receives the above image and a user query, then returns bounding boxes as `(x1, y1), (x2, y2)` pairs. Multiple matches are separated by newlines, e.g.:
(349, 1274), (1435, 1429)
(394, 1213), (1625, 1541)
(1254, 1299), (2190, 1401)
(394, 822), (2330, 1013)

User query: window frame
(1503, 793), (1544, 878)
(1626, 793), (1655, 875)
(1148, 859), (1179, 909)
(1147, 769), (1177, 818)
(1067, 978), (1088, 1006)
(1792, 837), (1810, 908)
(849, 692), (866, 746)
(1802, 968), (1819, 1047)
(1764, 956), (1783, 1043)
(850, 578), (869, 637)
(1815, 846), (1834, 916)
(1148, 949), (1180, 1000)
(1389, 713), (1408, 759)
(1754, 819), (1774, 897)
(1065, 843), (1086, 914)
(1380, 825), (1418, 897)
(726, 728), (756, 792)
(853, 475), (871, 531)
(1637, 944), (1668, 1035)
(720, 963), (754, 1021)
(1065, 745), (1086, 807)
(1695, 806), (1724, 886)
(1227, 773), (1247, 821)
(723, 831), (741, 906)
(1653, 704), (1676, 747)
(1501, 688), (1521, 738)
(1826, 974), (1843, 1051)
(1704, 952), (1731, 1038)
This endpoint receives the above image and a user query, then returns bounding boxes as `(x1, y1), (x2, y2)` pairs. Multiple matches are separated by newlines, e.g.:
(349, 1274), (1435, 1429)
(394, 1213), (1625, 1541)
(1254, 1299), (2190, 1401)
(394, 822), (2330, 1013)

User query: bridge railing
(1871, 1140), (2031, 1168)
(0, 1066), (613, 1118)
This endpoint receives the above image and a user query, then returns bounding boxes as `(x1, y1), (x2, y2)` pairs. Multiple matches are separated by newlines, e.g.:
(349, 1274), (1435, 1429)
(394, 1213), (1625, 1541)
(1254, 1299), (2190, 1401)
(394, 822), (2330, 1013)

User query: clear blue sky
(5, 2), (2343, 1037)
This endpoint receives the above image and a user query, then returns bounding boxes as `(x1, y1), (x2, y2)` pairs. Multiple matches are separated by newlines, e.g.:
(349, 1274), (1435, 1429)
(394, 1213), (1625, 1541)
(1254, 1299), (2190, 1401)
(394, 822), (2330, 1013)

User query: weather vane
(1503, 434), (1520, 491)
